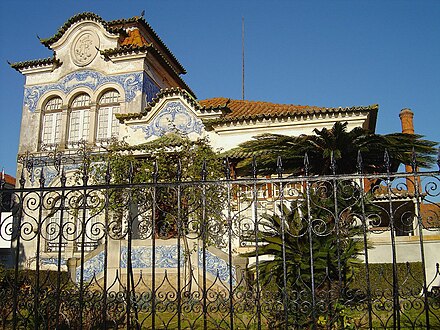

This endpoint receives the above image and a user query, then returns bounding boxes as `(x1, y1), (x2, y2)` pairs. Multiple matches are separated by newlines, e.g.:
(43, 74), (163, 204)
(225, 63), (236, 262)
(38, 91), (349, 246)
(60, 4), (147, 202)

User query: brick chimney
(399, 108), (418, 193)
(399, 108), (415, 134)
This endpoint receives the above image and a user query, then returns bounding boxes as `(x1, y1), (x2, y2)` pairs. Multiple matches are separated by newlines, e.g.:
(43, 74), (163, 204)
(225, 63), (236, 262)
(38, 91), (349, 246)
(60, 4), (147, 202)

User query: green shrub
(350, 262), (424, 296)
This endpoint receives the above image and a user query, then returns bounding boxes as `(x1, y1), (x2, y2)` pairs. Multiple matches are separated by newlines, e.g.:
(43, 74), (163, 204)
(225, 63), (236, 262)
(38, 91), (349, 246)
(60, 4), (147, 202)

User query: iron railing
(0, 151), (439, 329)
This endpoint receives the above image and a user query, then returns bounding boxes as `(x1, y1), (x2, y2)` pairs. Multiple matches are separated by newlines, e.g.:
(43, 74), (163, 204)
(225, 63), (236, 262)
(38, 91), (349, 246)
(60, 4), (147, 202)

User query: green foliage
(349, 262), (424, 296)
(241, 180), (368, 328)
(85, 133), (226, 241)
(91, 133), (224, 184)
(233, 122), (438, 176)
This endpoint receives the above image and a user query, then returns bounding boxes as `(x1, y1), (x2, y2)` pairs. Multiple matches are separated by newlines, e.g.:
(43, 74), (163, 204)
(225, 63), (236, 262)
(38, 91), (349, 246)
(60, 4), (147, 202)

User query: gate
(0, 153), (439, 329)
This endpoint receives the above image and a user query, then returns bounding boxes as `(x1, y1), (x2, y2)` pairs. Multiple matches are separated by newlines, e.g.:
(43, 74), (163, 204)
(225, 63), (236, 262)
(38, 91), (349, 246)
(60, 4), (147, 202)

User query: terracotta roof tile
(199, 98), (378, 125)
(120, 29), (148, 47)
(2, 174), (15, 186)
(198, 97), (230, 109)
(108, 16), (186, 74)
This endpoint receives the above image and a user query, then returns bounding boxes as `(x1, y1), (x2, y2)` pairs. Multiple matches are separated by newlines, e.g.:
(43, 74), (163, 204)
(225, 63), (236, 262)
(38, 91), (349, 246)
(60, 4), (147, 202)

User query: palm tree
(236, 122), (437, 328)
(232, 122), (438, 176)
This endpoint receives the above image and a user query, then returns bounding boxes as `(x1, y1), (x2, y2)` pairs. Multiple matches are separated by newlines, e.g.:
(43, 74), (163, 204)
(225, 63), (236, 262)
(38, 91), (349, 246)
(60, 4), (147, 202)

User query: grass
(1, 265), (439, 329)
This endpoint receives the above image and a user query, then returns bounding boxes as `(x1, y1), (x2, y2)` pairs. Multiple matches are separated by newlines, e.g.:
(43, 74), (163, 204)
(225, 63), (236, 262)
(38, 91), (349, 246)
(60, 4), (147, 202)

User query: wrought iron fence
(0, 152), (439, 329)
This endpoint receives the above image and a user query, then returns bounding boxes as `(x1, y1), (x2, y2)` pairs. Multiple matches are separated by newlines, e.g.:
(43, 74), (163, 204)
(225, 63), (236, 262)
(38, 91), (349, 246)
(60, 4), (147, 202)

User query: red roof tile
(3, 174), (15, 186)
(199, 98), (378, 124)
(120, 28), (149, 47)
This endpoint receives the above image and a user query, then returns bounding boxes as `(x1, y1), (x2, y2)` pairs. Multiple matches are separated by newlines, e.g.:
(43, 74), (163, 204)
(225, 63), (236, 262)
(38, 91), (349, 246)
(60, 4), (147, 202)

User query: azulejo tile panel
(76, 250), (105, 282)
(24, 70), (159, 112)
(143, 74), (160, 105)
(132, 100), (204, 139)
(198, 248), (236, 286)
(41, 257), (66, 266)
(120, 245), (184, 269)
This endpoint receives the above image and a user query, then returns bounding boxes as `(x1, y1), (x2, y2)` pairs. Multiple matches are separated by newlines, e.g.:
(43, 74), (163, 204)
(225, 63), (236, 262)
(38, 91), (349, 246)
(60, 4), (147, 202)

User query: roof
(2, 174), (16, 187)
(199, 98), (378, 127)
(108, 16), (186, 74)
(117, 93), (378, 130)
(40, 12), (120, 46)
(99, 44), (195, 97)
(10, 12), (186, 75)
(10, 57), (62, 72)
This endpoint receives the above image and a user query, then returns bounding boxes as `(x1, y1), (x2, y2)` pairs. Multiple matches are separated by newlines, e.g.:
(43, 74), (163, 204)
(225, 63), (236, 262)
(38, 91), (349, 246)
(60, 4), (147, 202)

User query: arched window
(41, 96), (63, 150)
(96, 90), (120, 141)
(68, 93), (90, 147)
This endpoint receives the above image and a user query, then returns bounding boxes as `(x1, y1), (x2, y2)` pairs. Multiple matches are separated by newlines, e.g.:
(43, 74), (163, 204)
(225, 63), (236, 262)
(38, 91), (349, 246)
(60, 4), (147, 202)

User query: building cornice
(9, 57), (62, 73)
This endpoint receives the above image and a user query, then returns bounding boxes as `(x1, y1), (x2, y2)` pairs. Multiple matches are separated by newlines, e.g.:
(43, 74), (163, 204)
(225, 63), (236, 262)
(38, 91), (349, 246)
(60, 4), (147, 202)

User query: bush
(349, 262), (424, 297)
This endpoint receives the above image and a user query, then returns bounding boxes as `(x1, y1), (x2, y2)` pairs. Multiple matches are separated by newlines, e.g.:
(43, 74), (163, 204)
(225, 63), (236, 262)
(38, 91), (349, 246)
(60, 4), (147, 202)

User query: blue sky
(1, 0), (439, 175)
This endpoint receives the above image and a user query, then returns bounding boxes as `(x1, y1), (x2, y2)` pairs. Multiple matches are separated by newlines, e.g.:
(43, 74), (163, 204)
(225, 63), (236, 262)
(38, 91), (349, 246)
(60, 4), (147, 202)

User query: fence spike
(330, 150), (336, 175)
(25, 151), (34, 177)
(153, 161), (158, 183)
(411, 147), (417, 173)
(201, 160), (207, 181)
(105, 161), (111, 184)
(82, 161), (89, 186)
(54, 150), (62, 175)
(39, 168), (45, 187)
(304, 153), (309, 176)
(177, 159), (182, 181)
(276, 156), (283, 178)
(19, 167), (25, 188)
(128, 161), (134, 184)
(356, 150), (363, 174)
(60, 166), (67, 187)
(252, 156), (257, 179)
(384, 149), (390, 173)
(224, 157), (230, 180)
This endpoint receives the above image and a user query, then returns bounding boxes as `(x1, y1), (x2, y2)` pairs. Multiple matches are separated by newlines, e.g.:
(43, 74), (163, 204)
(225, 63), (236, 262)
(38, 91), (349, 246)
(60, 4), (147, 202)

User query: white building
(11, 12), (437, 290)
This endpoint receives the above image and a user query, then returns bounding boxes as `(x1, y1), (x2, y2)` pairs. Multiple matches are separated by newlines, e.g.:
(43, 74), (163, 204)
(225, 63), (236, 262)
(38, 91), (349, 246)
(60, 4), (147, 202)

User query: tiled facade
(10, 12), (377, 283)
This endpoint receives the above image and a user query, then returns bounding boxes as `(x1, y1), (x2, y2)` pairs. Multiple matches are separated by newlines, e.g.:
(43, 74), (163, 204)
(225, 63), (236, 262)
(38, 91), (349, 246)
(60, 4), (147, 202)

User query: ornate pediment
(131, 99), (204, 139)
(122, 91), (206, 144)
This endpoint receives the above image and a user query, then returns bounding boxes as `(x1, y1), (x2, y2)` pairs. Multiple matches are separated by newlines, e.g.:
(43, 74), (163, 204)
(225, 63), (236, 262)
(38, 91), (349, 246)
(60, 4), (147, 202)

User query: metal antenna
(242, 17), (245, 100)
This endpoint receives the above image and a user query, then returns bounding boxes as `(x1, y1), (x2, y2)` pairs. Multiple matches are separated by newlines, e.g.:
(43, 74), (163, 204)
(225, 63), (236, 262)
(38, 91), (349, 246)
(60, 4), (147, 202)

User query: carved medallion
(71, 31), (99, 66)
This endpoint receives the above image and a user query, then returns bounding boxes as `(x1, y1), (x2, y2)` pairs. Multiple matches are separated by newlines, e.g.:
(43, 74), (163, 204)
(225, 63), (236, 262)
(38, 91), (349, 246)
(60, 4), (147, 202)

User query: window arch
(96, 90), (120, 141)
(41, 96), (63, 149)
(68, 93), (91, 146)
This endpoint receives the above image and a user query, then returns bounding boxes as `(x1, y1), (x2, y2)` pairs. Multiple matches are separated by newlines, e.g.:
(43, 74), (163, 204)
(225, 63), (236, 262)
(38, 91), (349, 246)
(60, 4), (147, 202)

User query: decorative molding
(120, 245), (183, 268)
(24, 70), (159, 112)
(76, 250), (105, 282)
(132, 100), (204, 139)
(198, 248), (236, 285)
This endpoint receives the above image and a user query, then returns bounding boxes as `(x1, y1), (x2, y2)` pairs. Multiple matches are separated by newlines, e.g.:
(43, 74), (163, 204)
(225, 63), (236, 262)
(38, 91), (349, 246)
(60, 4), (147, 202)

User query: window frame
(96, 90), (120, 142)
(67, 93), (91, 148)
(40, 96), (63, 150)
